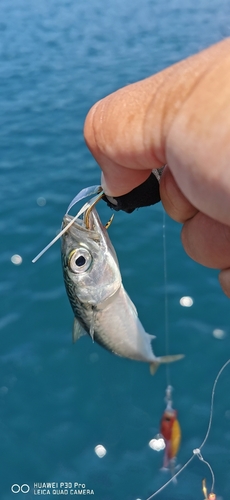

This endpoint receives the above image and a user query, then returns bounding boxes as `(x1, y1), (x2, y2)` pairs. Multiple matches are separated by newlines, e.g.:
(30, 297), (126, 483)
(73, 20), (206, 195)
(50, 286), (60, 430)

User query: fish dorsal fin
(72, 317), (87, 343)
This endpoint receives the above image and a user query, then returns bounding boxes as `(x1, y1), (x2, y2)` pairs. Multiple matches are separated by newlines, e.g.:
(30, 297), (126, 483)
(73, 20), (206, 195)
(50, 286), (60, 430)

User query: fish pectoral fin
(125, 291), (138, 317)
(72, 317), (87, 343)
(89, 321), (94, 342)
(150, 354), (184, 375)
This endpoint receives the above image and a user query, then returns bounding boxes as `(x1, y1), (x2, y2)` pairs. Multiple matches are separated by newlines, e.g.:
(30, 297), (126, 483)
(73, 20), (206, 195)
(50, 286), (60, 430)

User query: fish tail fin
(150, 354), (184, 375)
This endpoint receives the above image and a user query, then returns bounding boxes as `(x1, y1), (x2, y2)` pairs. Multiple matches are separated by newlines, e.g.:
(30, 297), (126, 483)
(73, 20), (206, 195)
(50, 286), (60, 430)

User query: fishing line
(32, 186), (103, 263)
(146, 358), (230, 499)
(146, 455), (195, 499)
(162, 208), (170, 388)
(193, 449), (215, 493)
(199, 357), (230, 450)
(32, 201), (90, 263)
(151, 207), (182, 490)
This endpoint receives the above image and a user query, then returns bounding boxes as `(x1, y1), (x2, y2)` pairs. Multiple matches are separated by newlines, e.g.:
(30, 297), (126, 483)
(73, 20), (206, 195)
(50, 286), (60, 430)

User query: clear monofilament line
(32, 200), (91, 263)
(199, 358), (230, 451)
(145, 358), (230, 498)
(32, 185), (102, 263)
(162, 208), (170, 388)
(145, 455), (195, 499)
(193, 449), (215, 493)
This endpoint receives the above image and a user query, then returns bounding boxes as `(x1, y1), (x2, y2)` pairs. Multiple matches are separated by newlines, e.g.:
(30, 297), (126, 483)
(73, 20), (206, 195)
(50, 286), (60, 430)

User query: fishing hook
(85, 187), (104, 229)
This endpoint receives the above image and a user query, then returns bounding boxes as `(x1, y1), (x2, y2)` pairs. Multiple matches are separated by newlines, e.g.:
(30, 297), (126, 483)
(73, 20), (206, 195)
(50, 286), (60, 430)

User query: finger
(166, 41), (230, 226)
(84, 39), (230, 212)
(160, 166), (198, 223)
(84, 82), (159, 196)
(219, 269), (230, 298)
(181, 212), (230, 269)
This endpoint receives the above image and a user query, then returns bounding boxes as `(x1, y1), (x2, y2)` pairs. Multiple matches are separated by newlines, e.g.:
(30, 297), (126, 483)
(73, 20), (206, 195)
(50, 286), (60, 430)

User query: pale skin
(84, 38), (230, 297)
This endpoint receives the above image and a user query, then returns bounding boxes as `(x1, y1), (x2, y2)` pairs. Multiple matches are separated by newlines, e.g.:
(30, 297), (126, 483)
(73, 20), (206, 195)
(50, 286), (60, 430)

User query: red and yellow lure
(160, 408), (181, 468)
(160, 386), (181, 473)
(202, 479), (216, 500)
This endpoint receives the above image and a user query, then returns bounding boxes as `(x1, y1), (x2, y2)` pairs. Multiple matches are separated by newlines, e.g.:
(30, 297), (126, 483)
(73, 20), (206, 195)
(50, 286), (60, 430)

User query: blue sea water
(1, 0), (230, 498)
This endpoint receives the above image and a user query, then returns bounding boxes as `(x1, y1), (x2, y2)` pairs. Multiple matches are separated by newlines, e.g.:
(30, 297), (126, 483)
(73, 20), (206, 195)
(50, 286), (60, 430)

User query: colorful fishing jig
(160, 385), (181, 473)
(202, 479), (216, 500)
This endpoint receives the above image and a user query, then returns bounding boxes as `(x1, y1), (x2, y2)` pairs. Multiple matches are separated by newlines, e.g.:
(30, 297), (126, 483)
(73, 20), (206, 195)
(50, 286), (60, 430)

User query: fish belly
(93, 285), (156, 362)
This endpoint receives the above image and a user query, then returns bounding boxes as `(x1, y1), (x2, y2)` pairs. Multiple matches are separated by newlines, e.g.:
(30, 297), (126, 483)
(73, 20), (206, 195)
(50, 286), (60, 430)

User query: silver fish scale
(62, 256), (92, 332)
(62, 253), (124, 353)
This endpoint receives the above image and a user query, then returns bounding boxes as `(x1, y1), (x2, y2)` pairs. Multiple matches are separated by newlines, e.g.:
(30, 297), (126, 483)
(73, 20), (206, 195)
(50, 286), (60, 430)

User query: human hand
(84, 38), (230, 297)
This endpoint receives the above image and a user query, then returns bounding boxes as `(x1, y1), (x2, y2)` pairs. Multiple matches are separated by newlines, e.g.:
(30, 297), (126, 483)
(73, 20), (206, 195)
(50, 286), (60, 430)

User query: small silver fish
(61, 206), (184, 374)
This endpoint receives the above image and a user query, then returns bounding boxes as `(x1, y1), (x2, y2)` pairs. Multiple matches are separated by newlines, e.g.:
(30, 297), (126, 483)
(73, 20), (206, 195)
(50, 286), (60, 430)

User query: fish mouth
(63, 189), (104, 234)
(62, 214), (88, 233)
(63, 213), (84, 228)
(62, 212), (100, 240)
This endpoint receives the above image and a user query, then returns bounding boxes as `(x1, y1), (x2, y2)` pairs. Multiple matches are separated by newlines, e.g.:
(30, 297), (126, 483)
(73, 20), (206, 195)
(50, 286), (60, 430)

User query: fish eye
(75, 255), (86, 267)
(68, 248), (92, 273)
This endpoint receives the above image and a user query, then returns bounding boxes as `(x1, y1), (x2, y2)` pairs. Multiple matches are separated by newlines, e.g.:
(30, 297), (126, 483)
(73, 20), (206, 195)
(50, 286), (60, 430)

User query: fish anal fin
(72, 317), (87, 343)
(150, 362), (160, 375)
